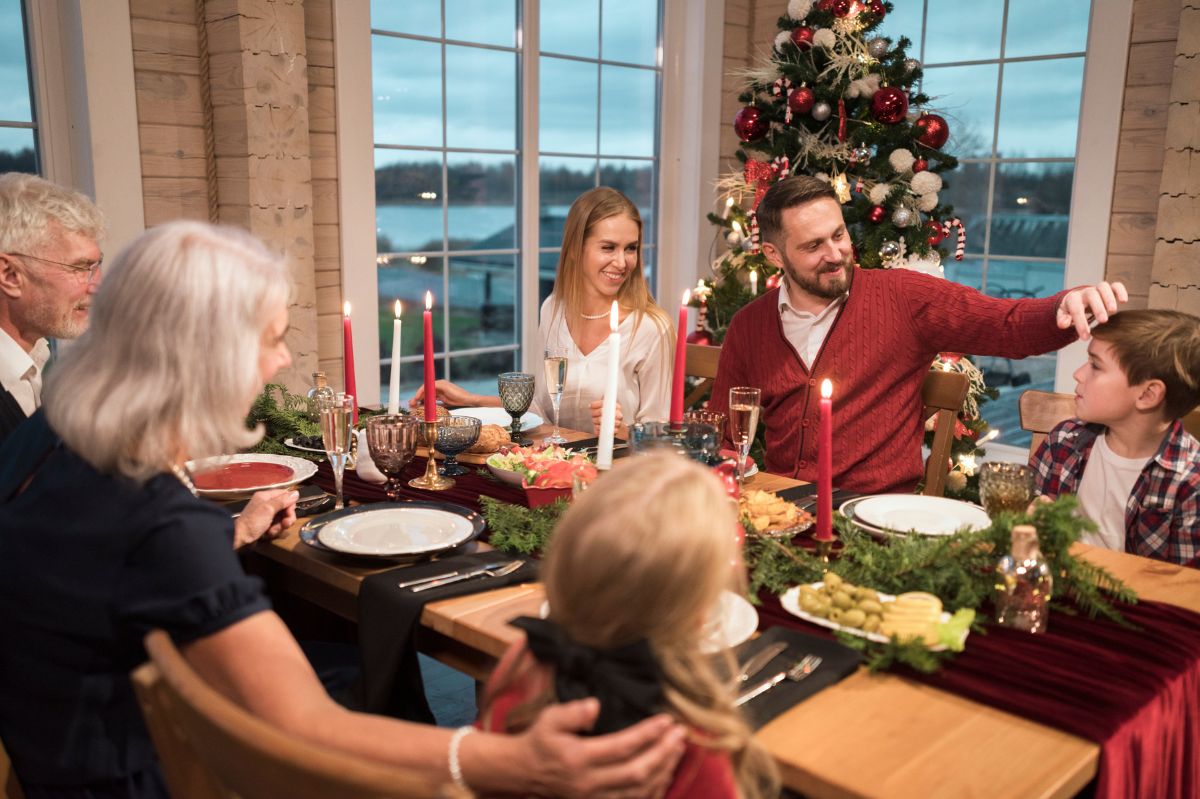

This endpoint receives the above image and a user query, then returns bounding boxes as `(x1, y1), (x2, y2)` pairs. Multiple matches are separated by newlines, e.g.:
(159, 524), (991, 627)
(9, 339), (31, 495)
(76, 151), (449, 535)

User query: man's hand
(521, 699), (686, 798)
(409, 379), (480, 409)
(1056, 281), (1128, 340)
(588, 400), (624, 437)
(233, 489), (298, 549)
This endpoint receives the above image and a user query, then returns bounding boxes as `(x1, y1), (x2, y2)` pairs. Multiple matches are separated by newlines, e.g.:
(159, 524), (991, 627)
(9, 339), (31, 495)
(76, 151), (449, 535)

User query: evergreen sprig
(246, 384), (323, 459)
(481, 496), (567, 555)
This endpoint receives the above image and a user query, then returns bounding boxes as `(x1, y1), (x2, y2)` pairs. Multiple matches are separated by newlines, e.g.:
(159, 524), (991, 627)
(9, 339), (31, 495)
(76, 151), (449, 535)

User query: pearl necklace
(170, 463), (199, 497)
(581, 308), (618, 320)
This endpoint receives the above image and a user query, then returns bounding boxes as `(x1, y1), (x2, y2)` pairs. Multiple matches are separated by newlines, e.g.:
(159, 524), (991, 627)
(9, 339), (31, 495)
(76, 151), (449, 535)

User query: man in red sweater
(708, 175), (1128, 494)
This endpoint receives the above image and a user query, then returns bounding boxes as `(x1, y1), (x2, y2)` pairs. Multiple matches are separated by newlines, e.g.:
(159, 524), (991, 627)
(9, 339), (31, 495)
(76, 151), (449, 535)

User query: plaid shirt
(1030, 418), (1200, 568)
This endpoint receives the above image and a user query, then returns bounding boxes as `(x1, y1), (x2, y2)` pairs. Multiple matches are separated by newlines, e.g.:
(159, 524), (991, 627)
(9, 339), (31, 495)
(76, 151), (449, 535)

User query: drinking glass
(497, 371), (535, 446)
(435, 416), (482, 477)
(542, 347), (569, 445)
(317, 393), (354, 510)
(365, 414), (421, 501)
(728, 387), (762, 486)
(684, 410), (727, 463)
(979, 462), (1036, 518)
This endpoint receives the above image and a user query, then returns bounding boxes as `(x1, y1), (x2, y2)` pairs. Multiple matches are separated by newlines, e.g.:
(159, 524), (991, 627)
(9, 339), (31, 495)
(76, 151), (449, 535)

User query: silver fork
(411, 559), (525, 593)
(734, 654), (823, 707)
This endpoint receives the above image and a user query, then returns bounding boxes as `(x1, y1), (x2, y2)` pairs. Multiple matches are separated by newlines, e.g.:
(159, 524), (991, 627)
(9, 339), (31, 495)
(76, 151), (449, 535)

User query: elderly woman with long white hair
(0, 221), (684, 799)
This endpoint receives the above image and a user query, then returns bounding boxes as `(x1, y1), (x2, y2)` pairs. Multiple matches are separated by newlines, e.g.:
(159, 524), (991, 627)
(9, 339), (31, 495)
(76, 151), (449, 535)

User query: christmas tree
(691, 0), (996, 498)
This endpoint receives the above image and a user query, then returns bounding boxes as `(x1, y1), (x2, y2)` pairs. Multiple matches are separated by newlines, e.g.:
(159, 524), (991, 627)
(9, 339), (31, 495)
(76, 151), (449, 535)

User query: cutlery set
(734, 653), (823, 707)
(400, 560), (525, 593)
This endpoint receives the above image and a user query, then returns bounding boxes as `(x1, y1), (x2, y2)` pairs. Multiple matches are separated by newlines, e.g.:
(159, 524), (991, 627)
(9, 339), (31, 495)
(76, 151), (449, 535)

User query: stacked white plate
(841, 494), (990, 537)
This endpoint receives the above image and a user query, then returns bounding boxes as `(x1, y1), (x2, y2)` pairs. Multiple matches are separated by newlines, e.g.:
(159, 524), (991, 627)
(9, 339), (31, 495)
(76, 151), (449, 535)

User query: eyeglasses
(7, 251), (104, 284)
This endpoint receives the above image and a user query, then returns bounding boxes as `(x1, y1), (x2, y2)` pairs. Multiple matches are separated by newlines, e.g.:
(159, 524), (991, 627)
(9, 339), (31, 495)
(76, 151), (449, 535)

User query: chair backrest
(1, 740), (25, 799)
(921, 370), (970, 498)
(132, 631), (448, 799)
(1021, 389), (1200, 457)
(684, 344), (721, 409)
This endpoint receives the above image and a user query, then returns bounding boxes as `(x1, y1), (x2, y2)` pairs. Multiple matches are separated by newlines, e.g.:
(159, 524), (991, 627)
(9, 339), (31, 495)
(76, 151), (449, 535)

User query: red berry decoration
(926, 219), (945, 245)
(868, 205), (887, 224)
(831, 0), (852, 16)
(788, 86), (815, 116)
(870, 86), (909, 125)
(733, 106), (770, 142)
(914, 113), (950, 149)
(912, 158), (929, 172)
(791, 26), (814, 50)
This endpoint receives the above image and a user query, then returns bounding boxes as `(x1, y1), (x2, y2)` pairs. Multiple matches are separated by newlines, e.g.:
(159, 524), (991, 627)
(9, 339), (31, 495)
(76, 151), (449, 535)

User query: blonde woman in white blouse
(412, 187), (673, 436)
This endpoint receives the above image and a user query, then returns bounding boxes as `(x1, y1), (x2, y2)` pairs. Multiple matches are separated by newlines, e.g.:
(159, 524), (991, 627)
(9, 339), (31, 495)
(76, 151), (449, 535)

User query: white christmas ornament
(811, 101), (832, 121)
(898, 251), (944, 277)
(866, 37), (889, 58)
(892, 207), (915, 227)
(813, 28), (837, 49)
(868, 183), (892, 205)
(845, 74), (880, 99)
(814, 172), (831, 183)
(904, 58), (922, 73)
(774, 31), (792, 51)
(910, 171), (943, 195)
(915, 192), (939, 212)
(888, 148), (916, 173)
(787, 0), (814, 19)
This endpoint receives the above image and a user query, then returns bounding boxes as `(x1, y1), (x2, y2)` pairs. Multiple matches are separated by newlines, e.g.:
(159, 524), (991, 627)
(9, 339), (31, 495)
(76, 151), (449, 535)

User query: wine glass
(317, 393), (354, 510)
(435, 416), (482, 477)
(728, 387), (762, 487)
(497, 371), (535, 446)
(543, 347), (569, 445)
(365, 414), (421, 501)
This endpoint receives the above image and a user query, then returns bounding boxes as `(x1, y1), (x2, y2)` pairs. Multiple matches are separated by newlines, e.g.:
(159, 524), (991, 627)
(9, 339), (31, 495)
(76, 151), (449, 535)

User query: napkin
(353, 429), (387, 484)
(777, 484), (860, 511)
(352, 552), (538, 722)
(731, 626), (861, 729)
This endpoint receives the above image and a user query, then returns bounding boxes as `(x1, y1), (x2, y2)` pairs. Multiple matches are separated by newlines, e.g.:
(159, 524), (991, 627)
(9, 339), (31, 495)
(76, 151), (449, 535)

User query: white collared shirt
(0, 329), (50, 415)
(777, 281), (846, 369)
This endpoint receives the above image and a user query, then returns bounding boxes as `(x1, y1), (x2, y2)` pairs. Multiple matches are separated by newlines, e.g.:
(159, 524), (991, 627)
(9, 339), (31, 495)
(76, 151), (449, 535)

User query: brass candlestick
(409, 419), (455, 490)
(814, 536), (835, 563)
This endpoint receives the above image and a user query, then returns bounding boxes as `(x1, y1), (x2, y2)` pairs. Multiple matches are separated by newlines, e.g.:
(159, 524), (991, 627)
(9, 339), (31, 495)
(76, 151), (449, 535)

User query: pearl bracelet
(448, 725), (475, 790)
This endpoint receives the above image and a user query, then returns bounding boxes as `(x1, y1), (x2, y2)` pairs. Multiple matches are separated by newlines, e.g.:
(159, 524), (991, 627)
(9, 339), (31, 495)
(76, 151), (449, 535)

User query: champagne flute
(543, 347), (569, 445)
(318, 393), (354, 510)
(728, 387), (762, 486)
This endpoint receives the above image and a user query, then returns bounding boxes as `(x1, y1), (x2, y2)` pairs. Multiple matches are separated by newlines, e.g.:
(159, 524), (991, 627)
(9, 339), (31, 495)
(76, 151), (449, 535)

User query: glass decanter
(306, 371), (336, 421)
(994, 524), (1053, 634)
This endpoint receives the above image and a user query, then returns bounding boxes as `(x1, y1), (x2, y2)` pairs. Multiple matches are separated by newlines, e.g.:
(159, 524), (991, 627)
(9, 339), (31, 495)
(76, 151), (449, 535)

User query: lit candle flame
(343, 300), (351, 317)
(681, 289), (691, 305)
(424, 291), (432, 311)
(820, 379), (832, 399)
(731, 220), (744, 237)
(394, 300), (402, 318)
(978, 428), (1000, 445)
(609, 301), (619, 331)
(725, 197), (734, 208)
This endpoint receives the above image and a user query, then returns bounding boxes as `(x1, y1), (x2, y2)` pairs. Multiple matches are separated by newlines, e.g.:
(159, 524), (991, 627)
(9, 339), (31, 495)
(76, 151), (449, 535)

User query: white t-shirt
(1076, 432), (1151, 552)
(532, 296), (672, 433)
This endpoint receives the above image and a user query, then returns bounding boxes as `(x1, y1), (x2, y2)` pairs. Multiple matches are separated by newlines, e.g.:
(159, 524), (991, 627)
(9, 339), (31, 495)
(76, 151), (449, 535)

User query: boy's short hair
(1091, 309), (1200, 420)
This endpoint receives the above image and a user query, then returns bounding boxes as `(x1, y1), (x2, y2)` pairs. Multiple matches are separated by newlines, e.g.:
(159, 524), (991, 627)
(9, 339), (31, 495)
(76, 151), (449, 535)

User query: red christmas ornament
(685, 329), (713, 346)
(868, 0), (886, 15)
(817, 0), (836, 10)
(870, 86), (909, 125)
(925, 219), (945, 245)
(713, 460), (740, 500)
(831, 0), (852, 16)
(788, 86), (815, 116)
(733, 106), (770, 142)
(766, 273), (781, 290)
(940, 352), (963, 364)
(868, 205), (887, 224)
(790, 26), (814, 50)
(912, 157), (928, 172)
(914, 113), (950, 149)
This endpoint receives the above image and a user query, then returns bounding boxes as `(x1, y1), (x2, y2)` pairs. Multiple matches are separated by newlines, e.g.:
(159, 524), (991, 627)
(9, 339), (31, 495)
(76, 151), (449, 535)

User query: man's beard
(780, 250), (854, 301)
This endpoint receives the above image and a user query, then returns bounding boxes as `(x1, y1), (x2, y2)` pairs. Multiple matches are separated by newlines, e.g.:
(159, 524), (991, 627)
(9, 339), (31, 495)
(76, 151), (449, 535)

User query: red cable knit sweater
(708, 268), (1076, 494)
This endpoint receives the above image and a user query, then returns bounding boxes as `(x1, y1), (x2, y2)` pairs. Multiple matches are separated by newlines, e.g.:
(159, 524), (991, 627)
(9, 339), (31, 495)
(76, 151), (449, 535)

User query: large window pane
(0, 0), (31, 123)
(601, 0), (658, 66)
(943, 256), (984, 293)
(997, 58), (1084, 158)
(446, 0), (516, 47)
(0, 127), (36, 174)
(447, 153), (516, 250)
(449, 254), (518, 349)
(923, 0), (1003, 64)
(985, 259), (1065, 300)
(599, 158), (654, 243)
(540, 57), (598, 154)
(599, 65), (656, 156)
(377, 255), (446, 362)
(877, 2), (924, 53)
(1005, 0), (1089, 58)
(446, 45), (516, 150)
(920, 64), (998, 157)
(989, 162), (1074, 259)
(937, 160), (990, 252)
(977, 354), (1056, 446)
(540, 156), (595, 248)
(449, 350), (520, 398)
(538, 250), (559, 305)
(375, 149), (443, 253)
(541, 0), (599, 58)
(372, 0), (440, 37)
(373, 37), (442, 147)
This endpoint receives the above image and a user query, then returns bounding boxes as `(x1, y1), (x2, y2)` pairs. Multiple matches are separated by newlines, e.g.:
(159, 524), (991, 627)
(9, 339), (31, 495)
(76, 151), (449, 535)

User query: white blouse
(531, 296), (672, 434)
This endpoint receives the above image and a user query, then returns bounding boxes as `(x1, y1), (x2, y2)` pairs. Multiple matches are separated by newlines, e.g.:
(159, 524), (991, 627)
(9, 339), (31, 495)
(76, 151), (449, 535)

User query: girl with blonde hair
(479, 453), (779, 799)
(413, 187), (673, 435)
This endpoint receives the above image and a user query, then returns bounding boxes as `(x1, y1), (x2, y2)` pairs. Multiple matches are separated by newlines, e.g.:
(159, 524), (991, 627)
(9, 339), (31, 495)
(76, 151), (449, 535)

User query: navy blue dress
(0, 412), (271, 798)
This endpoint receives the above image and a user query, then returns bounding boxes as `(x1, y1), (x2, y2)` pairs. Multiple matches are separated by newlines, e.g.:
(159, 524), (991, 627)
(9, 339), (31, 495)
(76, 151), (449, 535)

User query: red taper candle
(815, 379), (833, 541)
(422, 291), (436, 422)
(342, 301), (358, 424)
(669, 289), (691, 425)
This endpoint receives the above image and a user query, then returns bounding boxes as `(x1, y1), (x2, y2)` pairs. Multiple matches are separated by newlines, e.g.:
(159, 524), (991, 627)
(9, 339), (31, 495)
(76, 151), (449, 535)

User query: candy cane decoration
(941, 218), (966, 261)
(747, 212), (762, 254)
(772, 77), (794, 124)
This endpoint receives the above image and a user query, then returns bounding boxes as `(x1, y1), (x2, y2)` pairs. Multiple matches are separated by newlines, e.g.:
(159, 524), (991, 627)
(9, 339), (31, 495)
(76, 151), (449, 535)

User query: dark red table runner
(311, 457), (526, 515)
(758, 593), (1200, 799)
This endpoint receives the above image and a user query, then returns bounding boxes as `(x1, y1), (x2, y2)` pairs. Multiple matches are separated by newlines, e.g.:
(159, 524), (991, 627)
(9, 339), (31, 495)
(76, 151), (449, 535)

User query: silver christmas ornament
(891, 206), (915, 227)
(811, 101), (832, 121)
(879, 240), (902, 260)
(867, 37), (889, 58)
(850, 145), (872, 166)
(904, 58), (921, 73)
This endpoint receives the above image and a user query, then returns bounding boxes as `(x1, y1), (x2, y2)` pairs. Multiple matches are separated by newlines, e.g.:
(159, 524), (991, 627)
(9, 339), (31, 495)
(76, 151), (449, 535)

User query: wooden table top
(249, 423), (1200, 799)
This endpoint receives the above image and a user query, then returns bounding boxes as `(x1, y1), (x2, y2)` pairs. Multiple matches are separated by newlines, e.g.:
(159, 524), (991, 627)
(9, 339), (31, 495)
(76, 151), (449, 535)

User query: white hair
(0, 172), (106, 253)
(44, 221), (291, 482)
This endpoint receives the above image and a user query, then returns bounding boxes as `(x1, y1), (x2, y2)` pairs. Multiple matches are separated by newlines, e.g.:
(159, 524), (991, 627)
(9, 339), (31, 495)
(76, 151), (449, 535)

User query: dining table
(244, 421), (1200, 799)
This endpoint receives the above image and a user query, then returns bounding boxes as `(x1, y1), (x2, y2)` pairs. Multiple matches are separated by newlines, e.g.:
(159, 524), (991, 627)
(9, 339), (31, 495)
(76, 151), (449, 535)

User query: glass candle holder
(979, 462), (1036, 518)
(630, 421), (719, 464)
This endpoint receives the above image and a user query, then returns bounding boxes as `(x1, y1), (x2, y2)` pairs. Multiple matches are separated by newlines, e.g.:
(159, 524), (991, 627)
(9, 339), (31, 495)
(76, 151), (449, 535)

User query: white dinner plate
(852, 494), (990, 537)
(780, 583), (967, 652)
(540, 589), (756, 654)
(316, 504), (482, 557)
(186, 453), (316, 500)
(284, 437), (325, 455)
(452, 407), (543, 431)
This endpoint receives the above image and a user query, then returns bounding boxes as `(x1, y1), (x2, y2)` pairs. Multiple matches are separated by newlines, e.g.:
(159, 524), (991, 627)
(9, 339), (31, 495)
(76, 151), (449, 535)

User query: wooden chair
(131, 631), (449, 799)
(1, 740), (25, 799)
(684, 343), (721, 409)
(921, 370), (971, 498)
(1020, 389), (1200, 458)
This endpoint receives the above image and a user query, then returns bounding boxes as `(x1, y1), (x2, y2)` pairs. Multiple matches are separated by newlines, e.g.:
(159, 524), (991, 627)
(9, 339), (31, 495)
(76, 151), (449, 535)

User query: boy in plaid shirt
(1031, 310), (1200, 568)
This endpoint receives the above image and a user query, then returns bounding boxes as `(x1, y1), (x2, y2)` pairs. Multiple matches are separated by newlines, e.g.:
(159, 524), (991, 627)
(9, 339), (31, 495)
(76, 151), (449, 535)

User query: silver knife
(400, 561), (504, 590)
(735, 641), (788, 684)
(411, 561), (519, 593)
(734, 670), (788, 707)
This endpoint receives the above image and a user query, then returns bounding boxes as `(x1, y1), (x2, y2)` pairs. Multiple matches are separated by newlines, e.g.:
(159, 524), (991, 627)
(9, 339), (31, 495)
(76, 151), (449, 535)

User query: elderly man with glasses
(0, 173), (105, 444)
